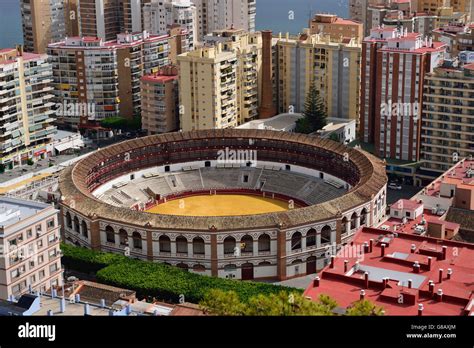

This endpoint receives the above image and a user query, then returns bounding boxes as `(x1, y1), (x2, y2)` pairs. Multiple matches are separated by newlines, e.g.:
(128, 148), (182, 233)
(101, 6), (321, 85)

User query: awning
(54, 140), (85, 153)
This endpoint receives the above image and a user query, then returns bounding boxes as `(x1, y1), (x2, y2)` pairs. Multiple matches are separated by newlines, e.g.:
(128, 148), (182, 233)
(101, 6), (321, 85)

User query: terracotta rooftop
(419, 159), (474, 198)
(304, 227), (474, 315)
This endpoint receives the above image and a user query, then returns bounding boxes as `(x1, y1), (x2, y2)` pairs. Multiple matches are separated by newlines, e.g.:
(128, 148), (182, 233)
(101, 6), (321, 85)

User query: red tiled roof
(391, 199), (422, 210)
(141, 74), (178, 83)
(304, 227), (474, 315)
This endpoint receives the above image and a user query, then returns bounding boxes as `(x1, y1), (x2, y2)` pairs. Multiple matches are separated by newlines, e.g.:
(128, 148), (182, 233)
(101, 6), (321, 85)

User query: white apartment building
(0, 197), (62, 300)
(192, 0), (256, 41)
(0, 47), (56, 171)
(143, 0), (198, 48)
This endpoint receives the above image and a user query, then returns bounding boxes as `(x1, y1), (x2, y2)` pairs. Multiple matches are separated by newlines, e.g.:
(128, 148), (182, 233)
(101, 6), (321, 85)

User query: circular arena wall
(59, 129), (387, 281)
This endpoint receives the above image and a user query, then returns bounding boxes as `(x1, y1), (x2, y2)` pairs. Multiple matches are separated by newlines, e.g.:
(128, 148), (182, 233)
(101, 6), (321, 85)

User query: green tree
(200, 290), (247, 316)
(345, 299), (385, 316)
(302, 79), (327, 132)
(295, 117), (313, 134)
(200, 290), (384, 316)
(200, 290), (338, 316)
(328, 133), (339, 142)
(100, 116), (141, 131)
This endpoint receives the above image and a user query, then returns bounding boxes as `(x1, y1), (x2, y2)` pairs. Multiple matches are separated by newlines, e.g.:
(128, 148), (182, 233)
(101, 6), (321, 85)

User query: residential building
(413, 158), (474, 242)
(421, 58), (474, 174)
(416, 0), (471, 15)
(304, 226), (474, 315)
(380, 7), (468, 38)
(309, 14), (364, 44)
(76, 0), (154, 40)
(20, 0), (80, 54)
(141, 65), (179, 134)
(143, 0), (198, 48)
(0, 196), (62, 300)
(316, 119), (357, 144)
(276, 31), (361, 123)
(192, 0), (256, 40)
(0, 47), (56, 170)
(349, 0), (368, 25)
(77, 0), (124, 41)
(360, 27), (446, 161)
(178, 29), (262, 131)
(48, 30), (188, 131)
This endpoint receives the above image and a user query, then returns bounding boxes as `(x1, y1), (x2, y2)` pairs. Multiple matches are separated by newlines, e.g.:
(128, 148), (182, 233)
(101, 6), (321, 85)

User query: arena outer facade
(59, 129), (387, 281)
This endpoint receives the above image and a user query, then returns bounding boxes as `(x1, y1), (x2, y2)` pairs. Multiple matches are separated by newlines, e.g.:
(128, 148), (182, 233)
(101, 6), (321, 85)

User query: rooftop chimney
(258, 30), (277, 119)
(413, 261), (420, 273)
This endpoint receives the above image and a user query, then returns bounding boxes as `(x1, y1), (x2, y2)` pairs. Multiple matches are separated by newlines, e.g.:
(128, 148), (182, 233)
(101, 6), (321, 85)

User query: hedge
(61, 243), (301, 303)
(61, 243), (128, 273)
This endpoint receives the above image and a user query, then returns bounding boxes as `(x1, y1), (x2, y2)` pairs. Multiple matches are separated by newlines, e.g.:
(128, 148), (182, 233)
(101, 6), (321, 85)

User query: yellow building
(276, 31), (361, 123)
(177, 29), (262, 131)
(417, 0), (471, 15)
(309, 14), (364, 44)
(421, 60), (474, 173)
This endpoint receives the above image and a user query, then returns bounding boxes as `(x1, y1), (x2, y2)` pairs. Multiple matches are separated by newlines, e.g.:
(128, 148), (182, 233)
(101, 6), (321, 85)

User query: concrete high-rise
(178, 29), (262, 131)
(20, 0), (80, 54)
(143, 0), (198, 48)
(421, 58), (474, 174)
(0, 47), (56, 170)
(48, 30), (189, 131)
(192, 0), (256, 41)
(141, 65), (180, 134)
(276, 31), (361, 123)
(0, 196), (62, 300)
(360, 27), (446, 161)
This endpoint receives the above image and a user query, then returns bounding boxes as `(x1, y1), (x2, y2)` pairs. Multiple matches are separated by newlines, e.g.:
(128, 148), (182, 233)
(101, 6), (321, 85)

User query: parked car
(388, 183), (402, 190)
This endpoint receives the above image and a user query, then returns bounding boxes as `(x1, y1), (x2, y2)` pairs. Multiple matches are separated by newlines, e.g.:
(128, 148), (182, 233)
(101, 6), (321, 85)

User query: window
(39, 269), (45, 279)
(37, 239), (43, 249)
(50, 263), (59, 273)
(291, 232), (302, 250)
(306, 229), (317, 247)
(176, 236), (187, 254)
(193, 237), (205, 255)
(26, 229), (33, 239)
(223, 236), (236, 255)
(105, 226), (115, 243)
(48, 233), (57, 244)
(36, 224), (42, 233)
(119, 229), (128, 246)
(38, 255), (44, 264)
(47, 219), (55, 230)
(321, 226), (332, 244)
(258, 234), (271, 252)
(159, 235), (171, 252)
(132, 232), (142, 249)
(241, 235), (253, 253)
